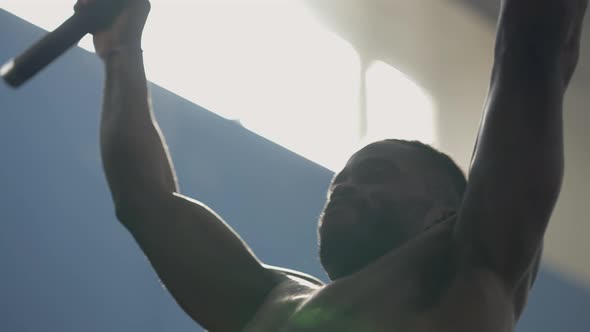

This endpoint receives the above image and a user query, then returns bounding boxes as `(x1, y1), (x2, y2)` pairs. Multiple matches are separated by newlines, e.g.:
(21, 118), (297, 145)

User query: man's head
(318, 139), (467, 280)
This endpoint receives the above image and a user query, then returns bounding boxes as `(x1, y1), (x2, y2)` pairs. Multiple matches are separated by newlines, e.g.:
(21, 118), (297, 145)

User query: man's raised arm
(88, 1), (285, 330)
(96, 0), (178, 206)
(456, 0), (587, 288)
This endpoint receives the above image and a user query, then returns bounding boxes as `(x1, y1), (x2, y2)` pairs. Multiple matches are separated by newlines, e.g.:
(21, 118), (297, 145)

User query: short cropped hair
(385, 139), (467, 199)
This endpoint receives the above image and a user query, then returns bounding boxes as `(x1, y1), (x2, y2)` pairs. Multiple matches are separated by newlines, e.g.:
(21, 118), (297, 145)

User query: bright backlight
(1, 0), (436, 171)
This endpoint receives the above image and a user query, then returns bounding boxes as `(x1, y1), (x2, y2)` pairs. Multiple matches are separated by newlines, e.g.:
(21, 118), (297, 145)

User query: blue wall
(1, 10), (588, 331)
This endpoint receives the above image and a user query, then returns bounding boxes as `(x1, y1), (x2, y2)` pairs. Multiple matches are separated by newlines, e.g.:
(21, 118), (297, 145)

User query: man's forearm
(100, 51), (178, 214)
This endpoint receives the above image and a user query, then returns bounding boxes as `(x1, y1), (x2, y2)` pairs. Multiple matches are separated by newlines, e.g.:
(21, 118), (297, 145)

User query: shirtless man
(83, 0), (588, 330)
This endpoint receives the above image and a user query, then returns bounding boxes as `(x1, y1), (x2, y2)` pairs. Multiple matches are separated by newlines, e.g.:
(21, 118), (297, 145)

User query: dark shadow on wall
(0, 8), (588, 332)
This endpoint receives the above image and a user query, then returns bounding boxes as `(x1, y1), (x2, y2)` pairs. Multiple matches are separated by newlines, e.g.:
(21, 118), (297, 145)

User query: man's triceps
(123, 193), (286, 331)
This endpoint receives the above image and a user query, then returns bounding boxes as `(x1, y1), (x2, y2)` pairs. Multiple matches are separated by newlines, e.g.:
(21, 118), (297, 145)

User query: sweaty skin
(87, 0), (587, 331)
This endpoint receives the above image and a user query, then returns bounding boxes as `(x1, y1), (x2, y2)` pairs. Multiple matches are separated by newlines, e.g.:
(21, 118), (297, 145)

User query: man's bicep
(119, 193), (284, 331)
(455, 68), (564, 288)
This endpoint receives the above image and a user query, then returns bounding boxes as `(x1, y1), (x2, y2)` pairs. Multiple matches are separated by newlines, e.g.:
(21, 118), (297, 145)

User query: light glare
(1, 1), (436, 171)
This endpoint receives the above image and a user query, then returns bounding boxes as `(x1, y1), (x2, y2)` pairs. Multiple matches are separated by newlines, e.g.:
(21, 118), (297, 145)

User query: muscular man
(83, 0), (588, 330)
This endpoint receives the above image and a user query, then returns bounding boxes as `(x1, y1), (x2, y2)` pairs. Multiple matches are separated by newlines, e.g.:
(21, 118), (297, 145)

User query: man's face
(318, 141), (437, 280)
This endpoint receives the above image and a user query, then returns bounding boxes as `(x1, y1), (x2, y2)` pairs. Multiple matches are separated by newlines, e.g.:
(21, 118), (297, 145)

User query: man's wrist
(99, 43), (144, 62)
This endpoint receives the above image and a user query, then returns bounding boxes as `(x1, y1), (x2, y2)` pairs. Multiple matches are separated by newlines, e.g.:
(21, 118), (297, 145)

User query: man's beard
(318, 203), (406, 280)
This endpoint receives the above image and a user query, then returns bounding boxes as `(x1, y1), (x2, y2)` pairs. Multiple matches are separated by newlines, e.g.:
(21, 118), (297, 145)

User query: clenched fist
(74, 0), (151, 59)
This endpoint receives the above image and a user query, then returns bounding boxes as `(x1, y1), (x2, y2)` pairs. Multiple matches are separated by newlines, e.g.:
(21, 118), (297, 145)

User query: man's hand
(74, 0), (151, 59)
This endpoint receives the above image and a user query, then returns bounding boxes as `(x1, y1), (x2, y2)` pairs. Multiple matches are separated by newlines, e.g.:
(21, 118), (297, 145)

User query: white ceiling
(1, 0), (436, 171)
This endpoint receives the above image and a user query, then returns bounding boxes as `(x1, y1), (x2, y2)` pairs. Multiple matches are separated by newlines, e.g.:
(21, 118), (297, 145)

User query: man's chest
(280, 235), (457, 331)
(245, 223), (515, 332)
(276, 275), (513, 332)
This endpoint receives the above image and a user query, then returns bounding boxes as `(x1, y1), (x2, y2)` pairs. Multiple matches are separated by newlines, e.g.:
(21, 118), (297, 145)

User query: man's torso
(243, 218), (528, 332)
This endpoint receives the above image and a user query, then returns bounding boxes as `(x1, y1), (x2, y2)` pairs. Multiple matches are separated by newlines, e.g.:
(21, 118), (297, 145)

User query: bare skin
(82, 0), (588, 331)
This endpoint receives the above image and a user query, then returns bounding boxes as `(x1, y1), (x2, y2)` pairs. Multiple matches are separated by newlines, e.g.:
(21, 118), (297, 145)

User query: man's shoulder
(242, 266), (323, 332)
(265, 265), (325, 287)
